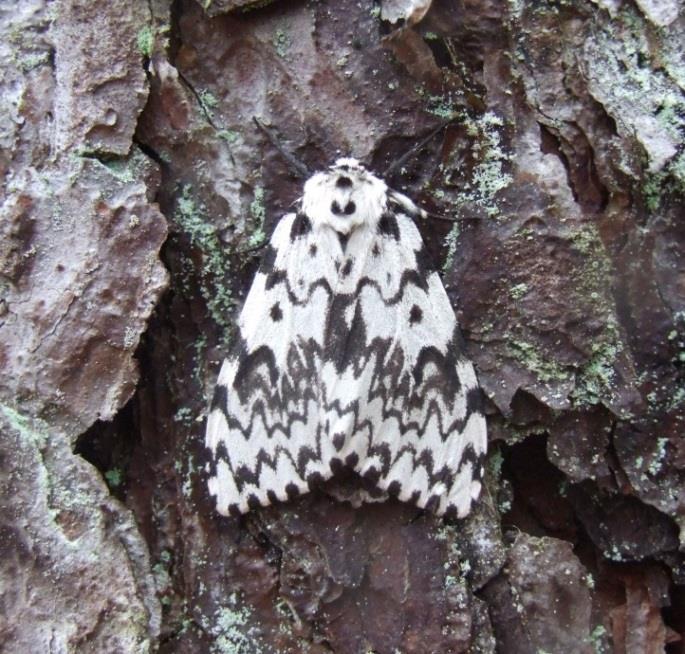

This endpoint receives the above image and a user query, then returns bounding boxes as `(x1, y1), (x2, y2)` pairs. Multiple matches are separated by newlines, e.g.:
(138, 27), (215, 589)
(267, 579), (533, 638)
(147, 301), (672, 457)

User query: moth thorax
(301, 159), (388, 234)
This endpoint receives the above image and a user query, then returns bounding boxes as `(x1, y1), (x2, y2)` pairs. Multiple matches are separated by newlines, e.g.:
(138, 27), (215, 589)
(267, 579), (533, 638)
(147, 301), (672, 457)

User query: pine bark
(1, 0), (684, 651)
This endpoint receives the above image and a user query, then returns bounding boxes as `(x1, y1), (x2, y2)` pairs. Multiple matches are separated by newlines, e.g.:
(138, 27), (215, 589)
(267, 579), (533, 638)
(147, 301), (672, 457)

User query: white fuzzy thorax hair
(301, 158), (389, 234)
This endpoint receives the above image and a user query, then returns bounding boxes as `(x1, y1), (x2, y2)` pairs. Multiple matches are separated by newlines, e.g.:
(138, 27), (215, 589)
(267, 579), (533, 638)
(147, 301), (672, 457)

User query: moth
(205, 158), (487, 519)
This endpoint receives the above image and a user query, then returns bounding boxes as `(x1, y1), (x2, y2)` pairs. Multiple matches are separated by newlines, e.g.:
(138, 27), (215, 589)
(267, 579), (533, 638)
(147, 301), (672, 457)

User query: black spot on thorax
(332, 200), (356, 216)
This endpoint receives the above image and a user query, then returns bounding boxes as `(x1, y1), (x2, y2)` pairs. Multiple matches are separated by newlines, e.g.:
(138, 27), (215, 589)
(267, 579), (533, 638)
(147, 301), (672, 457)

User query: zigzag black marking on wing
(413, 345), (461, 391)
(458, 442), (483, 478)
(214, 400), (328, 493)
(378, 439), (481, 487)
(233, 345), (279, 391)
(227, 323), (469, 418)
(220, 399), (453, 495)
(253, 399), (478, 493)
(265, 266), (430, 308)
(263, 210), (432, 309)
(217, 337), (481, 443)
(215, 403), (480, 496)
(233, 442), (316, 491)
(364, 442), (449, 486)
(213, 347), (483, 493)
(357, 336), (479, 436)
(217, 395), (377, 493)
(222, 384), (480, 456)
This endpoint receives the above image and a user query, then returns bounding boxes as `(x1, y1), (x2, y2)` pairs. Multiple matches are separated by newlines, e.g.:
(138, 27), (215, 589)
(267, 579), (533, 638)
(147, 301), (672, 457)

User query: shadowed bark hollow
(1, 0), (684, 652)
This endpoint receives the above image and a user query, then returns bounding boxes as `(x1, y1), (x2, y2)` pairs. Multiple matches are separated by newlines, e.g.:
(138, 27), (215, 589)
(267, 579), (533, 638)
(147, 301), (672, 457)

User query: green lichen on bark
(201, 593), (268, 654)
(175, 185), (236, 342)
(248, 185), (267, 247)
(505, 338), (571, 384)
(137, 26), (155, 57)
(568, 226), (627, 408)
(445, 111), (513, 218)
(0, 403), (48, 449)
(583, 6), (685, 203)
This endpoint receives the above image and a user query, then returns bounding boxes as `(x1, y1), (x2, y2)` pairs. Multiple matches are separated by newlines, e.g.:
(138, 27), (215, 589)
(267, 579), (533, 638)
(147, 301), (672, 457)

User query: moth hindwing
(205, 158), (487, 518)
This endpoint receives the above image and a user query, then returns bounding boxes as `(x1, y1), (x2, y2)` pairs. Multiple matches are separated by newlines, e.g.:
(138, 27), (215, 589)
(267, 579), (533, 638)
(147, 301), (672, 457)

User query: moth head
(301, 158), (388, 234)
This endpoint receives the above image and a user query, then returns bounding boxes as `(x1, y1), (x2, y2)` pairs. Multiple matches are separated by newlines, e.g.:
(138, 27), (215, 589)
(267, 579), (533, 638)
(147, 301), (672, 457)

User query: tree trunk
(1, 0), (684, 652)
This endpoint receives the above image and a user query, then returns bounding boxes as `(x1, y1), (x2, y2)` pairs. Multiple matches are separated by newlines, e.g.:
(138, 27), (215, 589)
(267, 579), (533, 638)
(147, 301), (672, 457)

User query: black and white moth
(205, 158), (487, 519)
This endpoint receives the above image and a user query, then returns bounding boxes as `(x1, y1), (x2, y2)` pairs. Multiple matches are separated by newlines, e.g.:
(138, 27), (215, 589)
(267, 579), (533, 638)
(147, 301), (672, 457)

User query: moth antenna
(382, 120), (452, 179)
(253, 117), (311, 179)
(424, 211), (485, 223)
(388, 188), (482, 224)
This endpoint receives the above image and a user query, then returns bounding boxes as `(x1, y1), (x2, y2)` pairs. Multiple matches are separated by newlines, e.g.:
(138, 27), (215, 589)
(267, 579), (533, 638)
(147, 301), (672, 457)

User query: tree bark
(1, 0), (684, 652)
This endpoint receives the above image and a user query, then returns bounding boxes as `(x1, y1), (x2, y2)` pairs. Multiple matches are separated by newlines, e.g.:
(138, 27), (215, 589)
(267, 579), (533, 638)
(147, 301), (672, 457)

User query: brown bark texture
(1, 0), (684, 652)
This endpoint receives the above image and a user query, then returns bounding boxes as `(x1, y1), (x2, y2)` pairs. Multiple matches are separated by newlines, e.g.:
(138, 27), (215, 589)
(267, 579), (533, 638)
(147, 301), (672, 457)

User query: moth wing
(205, 212), (337, 515)
(206, 204), (487, 518)
(342, 211), (487, 518)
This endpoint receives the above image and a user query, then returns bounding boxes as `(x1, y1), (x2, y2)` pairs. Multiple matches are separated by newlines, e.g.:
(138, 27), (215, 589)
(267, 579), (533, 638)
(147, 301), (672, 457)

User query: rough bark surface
(1, 0), (684, 652)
